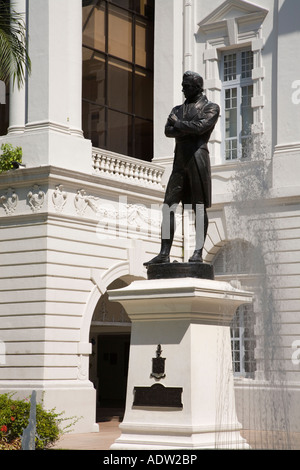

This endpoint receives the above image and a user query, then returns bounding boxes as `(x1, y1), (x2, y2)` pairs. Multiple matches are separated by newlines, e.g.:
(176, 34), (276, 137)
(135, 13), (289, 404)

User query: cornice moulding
(0, 165), (165, 202)
(198, 0), (269, 34)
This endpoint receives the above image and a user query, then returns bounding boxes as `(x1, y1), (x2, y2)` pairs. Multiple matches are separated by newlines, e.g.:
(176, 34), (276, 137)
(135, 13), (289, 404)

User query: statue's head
(182, 71), (204, 100)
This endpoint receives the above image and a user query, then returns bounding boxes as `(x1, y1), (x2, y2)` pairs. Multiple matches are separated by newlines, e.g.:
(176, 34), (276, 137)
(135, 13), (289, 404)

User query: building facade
(0, 0), (300, 440)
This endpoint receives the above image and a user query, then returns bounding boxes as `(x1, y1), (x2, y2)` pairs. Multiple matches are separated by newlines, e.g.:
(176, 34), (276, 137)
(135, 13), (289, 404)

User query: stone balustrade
(92, 148), (164, 189)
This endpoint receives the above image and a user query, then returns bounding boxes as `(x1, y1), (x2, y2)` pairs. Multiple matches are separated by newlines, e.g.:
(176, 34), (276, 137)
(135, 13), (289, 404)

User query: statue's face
(182, 77), (199, 100)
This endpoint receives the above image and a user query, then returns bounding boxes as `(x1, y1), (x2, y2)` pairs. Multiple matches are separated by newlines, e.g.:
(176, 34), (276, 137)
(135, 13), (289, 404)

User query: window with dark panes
(82, 0), (154, 161)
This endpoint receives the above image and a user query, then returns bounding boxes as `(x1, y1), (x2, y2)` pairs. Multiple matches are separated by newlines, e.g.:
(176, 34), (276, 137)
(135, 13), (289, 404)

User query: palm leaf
(0, 0), (31, 89)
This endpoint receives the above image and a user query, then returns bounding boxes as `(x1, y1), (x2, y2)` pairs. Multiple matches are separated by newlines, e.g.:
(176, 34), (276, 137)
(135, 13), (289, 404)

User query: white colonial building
(1, 0), (300, 443)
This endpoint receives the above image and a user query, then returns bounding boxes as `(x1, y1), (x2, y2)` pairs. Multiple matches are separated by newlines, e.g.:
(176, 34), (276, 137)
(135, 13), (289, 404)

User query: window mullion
(237, 84), (243, 159)
(240, 309), (246, 376)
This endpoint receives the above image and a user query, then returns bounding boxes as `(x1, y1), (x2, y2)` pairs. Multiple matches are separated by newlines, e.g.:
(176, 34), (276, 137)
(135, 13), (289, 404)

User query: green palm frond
(0, 0), (31, 89)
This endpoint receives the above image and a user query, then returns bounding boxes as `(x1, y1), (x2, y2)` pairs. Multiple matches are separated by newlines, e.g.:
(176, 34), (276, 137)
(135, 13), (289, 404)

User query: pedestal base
(109, 278), (252, 450)
(146, 262), (214, 280)
(111, 427), (248, 450)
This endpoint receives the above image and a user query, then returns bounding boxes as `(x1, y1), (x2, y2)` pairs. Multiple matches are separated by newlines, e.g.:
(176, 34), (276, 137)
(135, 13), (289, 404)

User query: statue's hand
(168, 113), (178, 125)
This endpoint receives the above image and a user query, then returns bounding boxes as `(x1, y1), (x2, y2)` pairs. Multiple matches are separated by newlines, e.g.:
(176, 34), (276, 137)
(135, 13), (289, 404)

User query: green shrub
(0, 393), (79, 450)
(0, 143), (22, 173)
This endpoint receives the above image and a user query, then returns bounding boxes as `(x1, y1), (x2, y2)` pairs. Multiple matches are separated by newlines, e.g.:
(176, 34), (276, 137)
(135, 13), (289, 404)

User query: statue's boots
(188, 249), (203, 263)
(143, 240), (171, 266)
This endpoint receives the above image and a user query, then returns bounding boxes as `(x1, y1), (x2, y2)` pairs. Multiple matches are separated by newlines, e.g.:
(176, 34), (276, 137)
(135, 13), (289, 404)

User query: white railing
(92, 147), (164, 189)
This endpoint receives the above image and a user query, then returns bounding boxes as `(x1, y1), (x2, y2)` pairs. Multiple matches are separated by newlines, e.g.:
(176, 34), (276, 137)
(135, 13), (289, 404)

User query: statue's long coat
(165, 94), (220, 209)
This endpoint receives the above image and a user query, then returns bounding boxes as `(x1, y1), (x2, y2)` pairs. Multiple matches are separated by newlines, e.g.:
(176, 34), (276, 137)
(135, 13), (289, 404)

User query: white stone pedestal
(108, 277), (252, 450)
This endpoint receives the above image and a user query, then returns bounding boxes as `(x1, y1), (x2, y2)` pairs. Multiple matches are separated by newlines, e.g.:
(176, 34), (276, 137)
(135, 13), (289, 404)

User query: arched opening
(212, 239), (265, 277)
(89, 278), (132, 422)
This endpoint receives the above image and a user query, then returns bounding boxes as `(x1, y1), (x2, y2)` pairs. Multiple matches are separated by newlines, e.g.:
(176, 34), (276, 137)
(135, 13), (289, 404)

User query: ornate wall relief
(52, 184), (67, 212)
(0, 188), (18, 215)
(27, 185), (45, 212)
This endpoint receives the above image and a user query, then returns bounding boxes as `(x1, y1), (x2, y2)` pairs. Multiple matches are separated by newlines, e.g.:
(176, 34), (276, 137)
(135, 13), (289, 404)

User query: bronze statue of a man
(144, 71), (220, 266)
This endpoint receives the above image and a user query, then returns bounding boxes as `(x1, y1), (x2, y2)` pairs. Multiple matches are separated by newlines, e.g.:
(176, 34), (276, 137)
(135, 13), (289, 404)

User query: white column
(183, 0), (194, 72)
(25, 0), (82, 135)
(26, 0), (70, 131)
(8, 0), (26, 134)
(153, 0), (183, 170)
(18, 0), (91, 173)
(67, 0), (83, 137)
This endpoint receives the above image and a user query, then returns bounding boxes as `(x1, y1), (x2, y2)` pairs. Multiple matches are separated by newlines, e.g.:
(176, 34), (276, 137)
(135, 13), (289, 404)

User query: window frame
(221, 48), (254, 162)
(230, 304), (256, 378)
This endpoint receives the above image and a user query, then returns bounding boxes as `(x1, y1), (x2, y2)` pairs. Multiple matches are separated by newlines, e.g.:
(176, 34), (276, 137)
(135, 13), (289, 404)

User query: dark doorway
(97, 334), (130, 408)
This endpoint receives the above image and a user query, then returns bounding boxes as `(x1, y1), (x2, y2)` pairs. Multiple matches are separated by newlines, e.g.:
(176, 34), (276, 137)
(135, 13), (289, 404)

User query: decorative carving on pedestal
(27, 185), (45, 212)
(0, 188), (18, 215)
(150, 344), (166, 379)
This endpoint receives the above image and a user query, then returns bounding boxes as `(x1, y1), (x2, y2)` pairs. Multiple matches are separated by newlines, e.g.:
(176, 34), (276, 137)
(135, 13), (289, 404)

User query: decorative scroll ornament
(52, 184), (67, 212)
(73, 188), (162, 234)
(0, 188), (18, 215)
(74, 189), (111, 217)
(27, 185), (45, 212)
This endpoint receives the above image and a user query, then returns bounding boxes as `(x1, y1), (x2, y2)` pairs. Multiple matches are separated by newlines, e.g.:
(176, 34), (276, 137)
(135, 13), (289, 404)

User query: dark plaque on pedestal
(133, 383), (183, 408)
